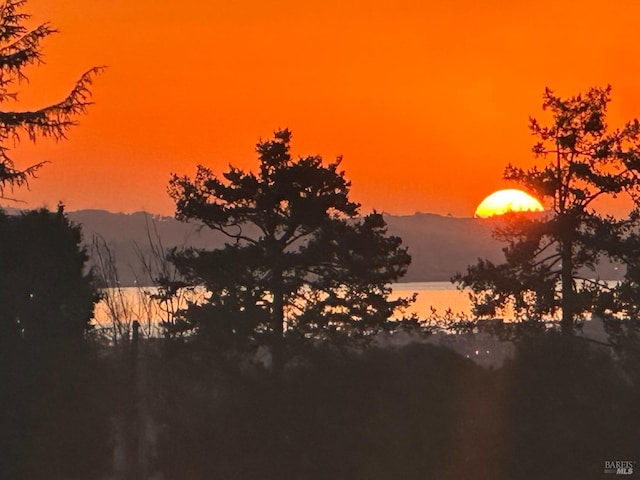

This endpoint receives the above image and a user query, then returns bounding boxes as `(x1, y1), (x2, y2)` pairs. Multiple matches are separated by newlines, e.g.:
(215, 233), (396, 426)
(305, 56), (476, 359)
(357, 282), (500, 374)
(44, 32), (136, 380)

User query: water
(392, 281), (471, 318)
(93, 282), (471, 334)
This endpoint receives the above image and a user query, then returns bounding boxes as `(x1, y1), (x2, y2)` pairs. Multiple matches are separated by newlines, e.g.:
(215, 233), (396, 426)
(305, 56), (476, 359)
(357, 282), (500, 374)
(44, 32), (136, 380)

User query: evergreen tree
(0, 5), (108, 477)
(0, 206), (98, 347)
(168, 130), (413, 364)
(0, 207), (108, 480)
(454, 86), (640, 333)
(0, 0), (102, 196)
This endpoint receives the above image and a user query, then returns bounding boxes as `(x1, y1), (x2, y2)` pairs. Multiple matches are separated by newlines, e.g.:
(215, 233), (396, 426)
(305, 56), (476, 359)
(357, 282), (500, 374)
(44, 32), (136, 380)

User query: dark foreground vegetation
(3, 328), (640, 480)
(149, 331), (640, 480)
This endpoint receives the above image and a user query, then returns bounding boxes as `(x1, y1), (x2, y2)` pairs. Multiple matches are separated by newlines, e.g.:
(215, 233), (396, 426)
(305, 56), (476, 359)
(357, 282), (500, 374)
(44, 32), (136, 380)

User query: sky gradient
(9, 0), (640, 216)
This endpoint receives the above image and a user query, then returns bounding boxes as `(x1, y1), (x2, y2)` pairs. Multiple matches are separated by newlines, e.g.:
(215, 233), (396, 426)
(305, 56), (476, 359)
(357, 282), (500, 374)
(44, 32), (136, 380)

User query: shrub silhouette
(0, 208), (112, 480)
(148, 333), (640, 480)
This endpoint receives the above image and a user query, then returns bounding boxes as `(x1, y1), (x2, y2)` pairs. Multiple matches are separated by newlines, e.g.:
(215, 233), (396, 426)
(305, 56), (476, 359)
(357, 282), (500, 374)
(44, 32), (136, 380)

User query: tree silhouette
(168, 130), (413, 365)
(0, 207), (109, 480)
(0, 0), (102, 196)
(0, 5), (108, 477)
(455, 86), (640, 333)
(0, 206), (98, 348)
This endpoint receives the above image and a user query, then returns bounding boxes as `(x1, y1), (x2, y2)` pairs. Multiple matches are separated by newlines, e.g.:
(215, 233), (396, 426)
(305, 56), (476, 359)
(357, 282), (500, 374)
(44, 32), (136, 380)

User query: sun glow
(474, 189), (543, 218)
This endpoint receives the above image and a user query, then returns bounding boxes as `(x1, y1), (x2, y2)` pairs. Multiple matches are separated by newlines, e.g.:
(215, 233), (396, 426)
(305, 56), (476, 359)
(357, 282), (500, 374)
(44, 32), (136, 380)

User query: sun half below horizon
(474, 189), (544, 218)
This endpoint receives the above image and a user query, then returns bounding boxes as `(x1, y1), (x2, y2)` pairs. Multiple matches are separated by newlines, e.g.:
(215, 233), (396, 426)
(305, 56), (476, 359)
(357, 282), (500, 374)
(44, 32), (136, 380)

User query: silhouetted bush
(149, 342), (493, 480)
(0, 208), (97, 348)
(0, 344), (115, 480)
(0, 208), (114, 479)
(148, 332), (640, 480)
(501, 332), (640, 480)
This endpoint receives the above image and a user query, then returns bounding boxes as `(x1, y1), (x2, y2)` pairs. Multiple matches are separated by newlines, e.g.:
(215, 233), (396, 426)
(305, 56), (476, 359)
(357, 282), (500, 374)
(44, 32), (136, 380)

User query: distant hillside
(61, 209), (503, 285)
(66, 210), (227, 286)
(23, 209), (618, 285)
(383, 213), (503, 282)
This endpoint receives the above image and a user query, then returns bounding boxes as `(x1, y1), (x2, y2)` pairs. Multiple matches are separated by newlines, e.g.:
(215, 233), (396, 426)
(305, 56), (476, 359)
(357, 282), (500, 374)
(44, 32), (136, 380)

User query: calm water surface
(94, 282), (471, 330)
(392, 282), (471, 318)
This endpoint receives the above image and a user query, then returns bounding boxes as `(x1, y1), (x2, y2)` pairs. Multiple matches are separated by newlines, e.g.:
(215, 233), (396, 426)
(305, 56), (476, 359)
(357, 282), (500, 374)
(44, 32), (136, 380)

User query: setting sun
(474, 189), (543, 218)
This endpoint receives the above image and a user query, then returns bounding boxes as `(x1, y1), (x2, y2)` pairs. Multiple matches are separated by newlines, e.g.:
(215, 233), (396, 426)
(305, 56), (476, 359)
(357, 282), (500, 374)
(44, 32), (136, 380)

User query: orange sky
(7, 0), (640, 216)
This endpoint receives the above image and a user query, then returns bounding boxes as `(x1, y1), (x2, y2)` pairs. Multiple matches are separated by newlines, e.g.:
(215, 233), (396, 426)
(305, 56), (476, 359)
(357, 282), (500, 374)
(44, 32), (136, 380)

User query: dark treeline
(0, 202), (637, 479)
(148, 332), (640, 480)
(6, 328), (638, 480)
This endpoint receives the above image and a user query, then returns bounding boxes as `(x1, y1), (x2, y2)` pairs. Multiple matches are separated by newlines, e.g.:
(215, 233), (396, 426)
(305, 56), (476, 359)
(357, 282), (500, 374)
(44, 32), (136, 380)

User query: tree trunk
(271, 270), (285, 373)
(560, 239), (574, 334)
